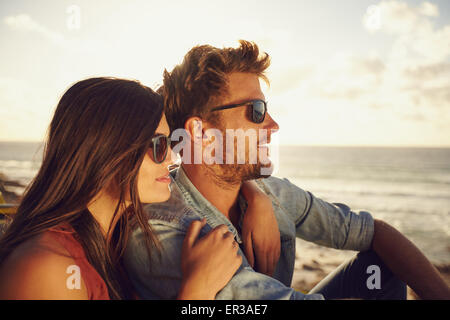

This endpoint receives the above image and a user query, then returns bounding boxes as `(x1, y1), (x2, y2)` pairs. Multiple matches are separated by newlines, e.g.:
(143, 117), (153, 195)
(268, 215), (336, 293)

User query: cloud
(363, 1), (450, 64)
(270, 1), (450, 140)
(418, 1), (439, 17)
(408, 85), (450, 108)
(3, 14), (64, 44)
(301, 54), (386, 101)
(353, 57), (386, 75)
(299, 1), (450, 119)
(364, 1), (436, 34)
(403, 62), (450, 80)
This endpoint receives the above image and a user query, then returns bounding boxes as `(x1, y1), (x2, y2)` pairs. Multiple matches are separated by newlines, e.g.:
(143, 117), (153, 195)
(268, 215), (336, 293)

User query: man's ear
(185, 117), (216, 147)
(185, 117), (203, 143)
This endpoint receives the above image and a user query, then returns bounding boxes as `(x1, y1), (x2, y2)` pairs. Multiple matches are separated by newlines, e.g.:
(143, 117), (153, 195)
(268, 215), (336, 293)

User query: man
(124, 40), (450, 299)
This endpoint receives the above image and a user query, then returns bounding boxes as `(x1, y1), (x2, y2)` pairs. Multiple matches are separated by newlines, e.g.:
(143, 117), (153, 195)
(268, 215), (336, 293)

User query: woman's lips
(156, 173), (171, 184)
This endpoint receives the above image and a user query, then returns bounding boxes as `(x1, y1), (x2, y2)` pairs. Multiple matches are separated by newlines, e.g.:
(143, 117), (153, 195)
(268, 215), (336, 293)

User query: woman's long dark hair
(0, 77), (164, 299)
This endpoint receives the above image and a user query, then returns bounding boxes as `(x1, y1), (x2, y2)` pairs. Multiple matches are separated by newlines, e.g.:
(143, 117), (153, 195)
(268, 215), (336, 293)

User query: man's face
(203, 72), (279, 185)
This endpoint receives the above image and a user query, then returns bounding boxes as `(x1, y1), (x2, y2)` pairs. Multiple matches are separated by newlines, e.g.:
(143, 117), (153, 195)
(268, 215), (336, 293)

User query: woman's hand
(240, 180), (281, 276)
(178, 219), (242, 300)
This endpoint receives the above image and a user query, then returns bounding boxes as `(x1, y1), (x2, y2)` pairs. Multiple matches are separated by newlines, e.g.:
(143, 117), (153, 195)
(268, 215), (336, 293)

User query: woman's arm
(0, 242), (89, 300)
(177, 219), (242, 300)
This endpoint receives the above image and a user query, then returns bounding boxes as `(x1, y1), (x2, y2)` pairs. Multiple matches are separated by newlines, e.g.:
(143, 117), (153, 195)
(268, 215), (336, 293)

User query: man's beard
(201, 124), (275, 188)
(203, 160), (273, 189)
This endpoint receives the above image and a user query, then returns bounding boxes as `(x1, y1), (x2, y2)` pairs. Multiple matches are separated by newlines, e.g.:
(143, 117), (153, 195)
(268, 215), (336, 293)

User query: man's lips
(258, 137), (271, 145)
(258, 140), (271, 148)
(258, 139), (271, 159)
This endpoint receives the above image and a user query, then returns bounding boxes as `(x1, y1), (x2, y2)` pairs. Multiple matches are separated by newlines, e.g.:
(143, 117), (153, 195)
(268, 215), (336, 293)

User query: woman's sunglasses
(149, 133), (171, 164)
(210, 99), (267, 124)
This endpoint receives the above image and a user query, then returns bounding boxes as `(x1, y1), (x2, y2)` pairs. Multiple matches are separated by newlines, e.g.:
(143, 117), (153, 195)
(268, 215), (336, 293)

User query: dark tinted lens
(252, 100), (266, 123)
(153, 135), (168, 163)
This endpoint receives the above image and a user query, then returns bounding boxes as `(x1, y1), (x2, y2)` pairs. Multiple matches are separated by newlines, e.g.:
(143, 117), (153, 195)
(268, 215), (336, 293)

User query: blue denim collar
(174, 165), (244, 243)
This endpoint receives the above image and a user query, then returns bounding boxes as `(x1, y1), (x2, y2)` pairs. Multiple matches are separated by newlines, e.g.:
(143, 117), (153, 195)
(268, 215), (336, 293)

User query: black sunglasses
(210, 99), (267, 124)
(149, 133), (171, 164)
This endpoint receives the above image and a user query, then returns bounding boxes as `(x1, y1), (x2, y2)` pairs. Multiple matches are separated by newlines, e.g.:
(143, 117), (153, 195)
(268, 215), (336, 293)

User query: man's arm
(258, 177), (375, 252)
(371, 219), (450, 299)
(124, 218), (324, 300)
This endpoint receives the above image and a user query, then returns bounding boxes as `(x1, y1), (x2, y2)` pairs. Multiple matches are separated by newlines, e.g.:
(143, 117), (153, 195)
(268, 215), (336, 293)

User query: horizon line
(1, 140), (450, 149)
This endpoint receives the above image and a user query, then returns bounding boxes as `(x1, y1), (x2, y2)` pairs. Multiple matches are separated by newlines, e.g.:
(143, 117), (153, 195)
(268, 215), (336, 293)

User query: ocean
(275, 145), (450, 264)
(0, 142), (449, 264)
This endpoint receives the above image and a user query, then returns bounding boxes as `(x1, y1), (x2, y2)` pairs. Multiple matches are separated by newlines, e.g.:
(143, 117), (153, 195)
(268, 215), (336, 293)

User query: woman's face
(136, 114), (174, 203)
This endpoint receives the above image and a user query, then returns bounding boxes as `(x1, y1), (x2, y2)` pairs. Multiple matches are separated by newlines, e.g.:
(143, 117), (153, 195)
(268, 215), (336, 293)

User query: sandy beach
(292, 238), (450, 300)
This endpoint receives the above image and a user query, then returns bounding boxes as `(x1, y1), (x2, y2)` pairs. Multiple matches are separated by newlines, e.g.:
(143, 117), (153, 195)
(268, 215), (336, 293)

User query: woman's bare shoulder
(0, 231), (88, 299)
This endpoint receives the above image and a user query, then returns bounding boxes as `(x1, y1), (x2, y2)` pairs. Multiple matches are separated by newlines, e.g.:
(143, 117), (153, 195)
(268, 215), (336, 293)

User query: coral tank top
(47, 225), (110, 300)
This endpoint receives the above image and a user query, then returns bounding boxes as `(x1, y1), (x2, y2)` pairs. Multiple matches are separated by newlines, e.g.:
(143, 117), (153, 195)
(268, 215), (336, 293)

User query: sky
(0, 0), (449, 146)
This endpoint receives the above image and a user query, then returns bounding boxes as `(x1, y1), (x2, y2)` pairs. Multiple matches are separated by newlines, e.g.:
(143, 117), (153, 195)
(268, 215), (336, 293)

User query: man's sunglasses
(210, 99), (267, 124)
(149, 133), (171, 164)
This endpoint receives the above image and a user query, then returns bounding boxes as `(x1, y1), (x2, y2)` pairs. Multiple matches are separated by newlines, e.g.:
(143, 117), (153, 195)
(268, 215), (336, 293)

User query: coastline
(0, 172), (23, 204)
(0, 173), (20, 235)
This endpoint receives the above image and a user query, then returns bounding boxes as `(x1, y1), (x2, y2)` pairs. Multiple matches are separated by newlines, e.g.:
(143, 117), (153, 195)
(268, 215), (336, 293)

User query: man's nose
(263, 112), (279, 133)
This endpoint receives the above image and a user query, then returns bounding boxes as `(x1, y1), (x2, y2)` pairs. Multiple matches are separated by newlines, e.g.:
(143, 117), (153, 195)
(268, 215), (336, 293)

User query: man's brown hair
(160, 40), (271, 132)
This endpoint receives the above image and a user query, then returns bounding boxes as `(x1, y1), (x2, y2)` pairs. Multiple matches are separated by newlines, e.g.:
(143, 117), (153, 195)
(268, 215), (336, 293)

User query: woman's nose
(164, 145), (177, 167)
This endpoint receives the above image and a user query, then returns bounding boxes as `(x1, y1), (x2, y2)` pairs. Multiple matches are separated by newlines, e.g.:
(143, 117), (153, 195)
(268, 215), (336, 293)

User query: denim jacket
(124, 166), (374, 300)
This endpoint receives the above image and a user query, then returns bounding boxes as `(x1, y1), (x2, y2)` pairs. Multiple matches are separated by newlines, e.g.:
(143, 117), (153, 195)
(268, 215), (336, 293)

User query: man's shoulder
(255, 175), (307, 198)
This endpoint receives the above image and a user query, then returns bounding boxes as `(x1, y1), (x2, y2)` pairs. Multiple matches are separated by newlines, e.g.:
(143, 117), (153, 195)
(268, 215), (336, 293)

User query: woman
(0, 77), (279, 300)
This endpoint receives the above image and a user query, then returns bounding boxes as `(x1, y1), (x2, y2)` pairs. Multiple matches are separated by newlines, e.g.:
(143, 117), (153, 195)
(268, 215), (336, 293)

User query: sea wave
(308, 188), (450, 201)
